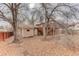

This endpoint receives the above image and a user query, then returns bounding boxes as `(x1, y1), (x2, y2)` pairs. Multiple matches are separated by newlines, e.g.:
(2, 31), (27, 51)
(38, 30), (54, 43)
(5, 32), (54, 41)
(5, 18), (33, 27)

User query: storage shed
(17, 23), (34, 38)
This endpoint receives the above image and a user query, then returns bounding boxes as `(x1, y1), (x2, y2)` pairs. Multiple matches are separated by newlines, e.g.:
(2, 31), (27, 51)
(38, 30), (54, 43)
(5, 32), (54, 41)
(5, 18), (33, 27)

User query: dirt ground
(0, 34), (79, 56)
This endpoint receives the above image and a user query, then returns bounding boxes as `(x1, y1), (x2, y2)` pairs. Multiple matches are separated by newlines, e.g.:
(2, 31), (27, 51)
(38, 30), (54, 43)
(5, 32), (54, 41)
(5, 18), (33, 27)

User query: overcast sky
(0, 3), (79, 27)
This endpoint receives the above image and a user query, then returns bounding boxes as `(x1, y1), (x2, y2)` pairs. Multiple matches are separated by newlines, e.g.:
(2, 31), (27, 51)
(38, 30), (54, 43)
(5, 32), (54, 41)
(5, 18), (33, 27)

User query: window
(27, 29), (30, 31)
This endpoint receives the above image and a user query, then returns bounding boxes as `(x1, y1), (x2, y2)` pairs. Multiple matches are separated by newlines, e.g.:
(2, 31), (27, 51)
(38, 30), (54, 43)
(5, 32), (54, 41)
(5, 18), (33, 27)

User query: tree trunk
(43, 20), (47, 39)
(12, 19), (19, 43)
(33, 23), (35, 36)
(12, 4), (19, 43)
(33, 27), (35, 36)
(43, 25), (46, 39)
(12, 23), (19, 43)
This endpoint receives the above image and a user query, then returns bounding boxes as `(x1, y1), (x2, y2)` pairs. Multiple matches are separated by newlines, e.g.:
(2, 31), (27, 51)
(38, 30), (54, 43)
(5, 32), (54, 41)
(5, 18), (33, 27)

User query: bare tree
(0, 3), (29, 43)
(26, 7), (41, 36)
(40, 3), (79, 39)
(3, 3), (21, 43)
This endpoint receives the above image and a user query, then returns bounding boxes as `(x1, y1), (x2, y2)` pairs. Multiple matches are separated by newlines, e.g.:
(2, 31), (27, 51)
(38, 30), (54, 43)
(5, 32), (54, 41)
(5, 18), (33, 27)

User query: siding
(0, 32), (13, 41)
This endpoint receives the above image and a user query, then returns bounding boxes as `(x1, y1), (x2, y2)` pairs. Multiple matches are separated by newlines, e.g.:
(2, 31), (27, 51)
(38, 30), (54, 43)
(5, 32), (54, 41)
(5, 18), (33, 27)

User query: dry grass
(0, 34), (79, 55)
(20, 34), (79, 56)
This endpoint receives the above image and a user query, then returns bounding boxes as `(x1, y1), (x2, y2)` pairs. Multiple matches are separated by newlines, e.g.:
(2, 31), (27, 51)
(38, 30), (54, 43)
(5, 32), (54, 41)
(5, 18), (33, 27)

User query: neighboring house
(17, 21), (79, 38)
(0, 21), (13, 41)
(64, 22), (79, 34)
(35, 23), (44, 35)
(74, 24), (79, 31)
(70, 23), (79, 34)
(35, 22), (62, 36)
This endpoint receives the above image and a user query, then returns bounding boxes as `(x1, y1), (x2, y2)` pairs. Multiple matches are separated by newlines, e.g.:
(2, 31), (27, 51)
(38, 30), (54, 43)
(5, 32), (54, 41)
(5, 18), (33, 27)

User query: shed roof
(0, 21), (13, 32)
(17, 22), (33, 29)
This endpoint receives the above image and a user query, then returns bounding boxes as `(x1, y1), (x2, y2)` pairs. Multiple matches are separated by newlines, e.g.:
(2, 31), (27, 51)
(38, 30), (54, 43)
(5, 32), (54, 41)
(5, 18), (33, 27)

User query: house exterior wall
(35, 26), (63, 36)
(18, 28), (34, 38)
(22, 29), (33, 37)
(0, 32), (13, 41)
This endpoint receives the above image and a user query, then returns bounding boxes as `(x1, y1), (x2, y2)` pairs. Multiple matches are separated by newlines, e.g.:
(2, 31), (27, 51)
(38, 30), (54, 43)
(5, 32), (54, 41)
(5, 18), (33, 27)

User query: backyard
(0, 3), (79, 56)
(0, 33), (79, 56)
